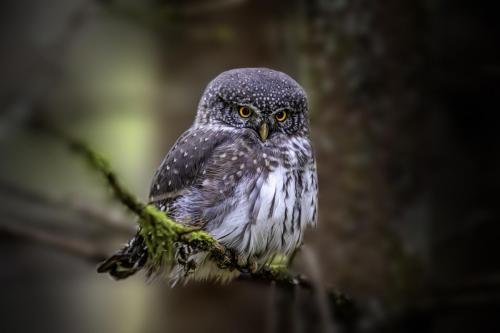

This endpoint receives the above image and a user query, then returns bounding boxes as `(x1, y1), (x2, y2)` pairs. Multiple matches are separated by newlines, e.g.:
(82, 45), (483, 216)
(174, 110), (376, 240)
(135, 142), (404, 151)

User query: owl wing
(148, 126), (230, 204)
(97, 127), (231, 279)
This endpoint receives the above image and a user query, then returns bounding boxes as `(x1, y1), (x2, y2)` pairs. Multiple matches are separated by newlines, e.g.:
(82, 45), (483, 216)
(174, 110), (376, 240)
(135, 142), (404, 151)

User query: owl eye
(275, 110), (287, 122)
(239, 106), (252, 118)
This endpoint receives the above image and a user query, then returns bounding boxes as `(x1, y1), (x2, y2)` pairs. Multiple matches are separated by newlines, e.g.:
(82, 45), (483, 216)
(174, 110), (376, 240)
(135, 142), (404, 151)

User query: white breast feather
(212, 165), (316, 261)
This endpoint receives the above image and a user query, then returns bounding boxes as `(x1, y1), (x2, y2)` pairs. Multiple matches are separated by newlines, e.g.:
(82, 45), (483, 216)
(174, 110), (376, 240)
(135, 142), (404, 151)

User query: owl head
(196, 68), (309, 141)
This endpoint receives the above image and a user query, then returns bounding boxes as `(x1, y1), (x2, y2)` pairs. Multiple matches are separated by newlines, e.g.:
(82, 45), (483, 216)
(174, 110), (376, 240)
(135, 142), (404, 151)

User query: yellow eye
(239, 106), (252, 118)
(275, 110), (287, 122)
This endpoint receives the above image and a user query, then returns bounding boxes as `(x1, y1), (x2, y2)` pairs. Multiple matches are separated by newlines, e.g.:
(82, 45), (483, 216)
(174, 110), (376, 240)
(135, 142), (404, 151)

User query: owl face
(196, 68), (309, 141)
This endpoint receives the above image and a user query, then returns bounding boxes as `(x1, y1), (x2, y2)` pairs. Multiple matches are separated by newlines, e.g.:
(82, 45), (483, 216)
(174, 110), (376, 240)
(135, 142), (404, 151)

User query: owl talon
(175, 242), (194, 265)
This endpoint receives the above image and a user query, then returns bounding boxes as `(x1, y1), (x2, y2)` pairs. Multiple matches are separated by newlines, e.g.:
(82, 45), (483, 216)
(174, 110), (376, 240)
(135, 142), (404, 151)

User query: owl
(98, 68), (318, 284)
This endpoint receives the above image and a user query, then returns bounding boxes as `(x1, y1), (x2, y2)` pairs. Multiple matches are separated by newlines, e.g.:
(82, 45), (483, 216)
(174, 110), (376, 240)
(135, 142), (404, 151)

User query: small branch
(242, 267), (349, 305)
(0, 222), (107, 263)
(0, 179), (135, 235)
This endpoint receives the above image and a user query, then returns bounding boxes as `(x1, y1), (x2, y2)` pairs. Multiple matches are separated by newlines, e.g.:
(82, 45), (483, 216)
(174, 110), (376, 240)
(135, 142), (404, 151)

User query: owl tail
(97, 233), (148, 280)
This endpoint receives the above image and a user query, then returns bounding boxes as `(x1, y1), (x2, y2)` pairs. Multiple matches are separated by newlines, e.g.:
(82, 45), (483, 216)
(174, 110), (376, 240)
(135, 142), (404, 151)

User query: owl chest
(213, 164), (318, 258)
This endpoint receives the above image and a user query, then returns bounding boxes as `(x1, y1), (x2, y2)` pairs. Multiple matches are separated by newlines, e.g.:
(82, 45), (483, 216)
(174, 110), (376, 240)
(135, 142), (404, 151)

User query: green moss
(268, 265), (296, 284)
(136, 205), (227, 271)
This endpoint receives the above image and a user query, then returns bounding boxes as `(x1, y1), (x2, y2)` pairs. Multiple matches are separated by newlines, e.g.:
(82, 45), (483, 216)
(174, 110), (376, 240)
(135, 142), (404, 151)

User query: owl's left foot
(175, 242), (193, 265)
(174, 242), (198, 277)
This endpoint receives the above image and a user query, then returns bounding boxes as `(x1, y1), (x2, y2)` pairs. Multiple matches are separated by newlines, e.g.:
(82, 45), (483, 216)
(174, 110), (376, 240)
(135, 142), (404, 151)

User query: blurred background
(0, 0), (499, 332)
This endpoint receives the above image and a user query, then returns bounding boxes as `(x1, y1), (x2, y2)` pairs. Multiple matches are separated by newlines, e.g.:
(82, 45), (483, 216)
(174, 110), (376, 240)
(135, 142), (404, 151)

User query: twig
(0, 179), (135, 235)
(0, 222), (107, 263)
(242, 267), (348, 306)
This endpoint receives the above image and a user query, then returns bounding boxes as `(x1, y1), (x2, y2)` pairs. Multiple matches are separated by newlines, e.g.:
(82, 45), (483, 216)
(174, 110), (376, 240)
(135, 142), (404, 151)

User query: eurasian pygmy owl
(98, 68), (318, 284)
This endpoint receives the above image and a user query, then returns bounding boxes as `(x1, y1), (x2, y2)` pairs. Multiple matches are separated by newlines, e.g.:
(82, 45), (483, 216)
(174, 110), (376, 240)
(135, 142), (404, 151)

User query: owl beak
(258, 122), (269, 141)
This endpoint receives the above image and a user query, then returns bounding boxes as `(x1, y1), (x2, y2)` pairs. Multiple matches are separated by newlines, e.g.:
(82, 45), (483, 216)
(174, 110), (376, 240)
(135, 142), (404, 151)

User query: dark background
(0, 0), (499, 332)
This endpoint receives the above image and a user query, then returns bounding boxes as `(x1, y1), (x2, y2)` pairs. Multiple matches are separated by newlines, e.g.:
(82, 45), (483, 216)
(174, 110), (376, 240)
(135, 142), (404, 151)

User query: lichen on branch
(137, 205), (230, 272)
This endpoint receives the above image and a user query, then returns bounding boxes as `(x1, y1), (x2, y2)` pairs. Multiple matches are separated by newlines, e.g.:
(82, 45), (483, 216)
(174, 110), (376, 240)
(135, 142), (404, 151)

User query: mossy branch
(47, 126), (300, 281)
(32, 124), (347, 295)
(59, 132), (231, 272)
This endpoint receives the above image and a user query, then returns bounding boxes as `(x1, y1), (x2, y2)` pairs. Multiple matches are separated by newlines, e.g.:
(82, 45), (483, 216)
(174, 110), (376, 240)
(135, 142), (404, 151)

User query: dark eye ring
(239, 106), (252, 118)
(275, 110), (287, 122)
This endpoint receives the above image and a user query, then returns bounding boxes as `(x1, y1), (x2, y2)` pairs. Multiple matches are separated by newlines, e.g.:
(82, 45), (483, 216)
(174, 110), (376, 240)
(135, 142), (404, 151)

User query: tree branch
(0, 222), (107, 263)
(42, 125), (297, 279)
(0, 179), (135, 235)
